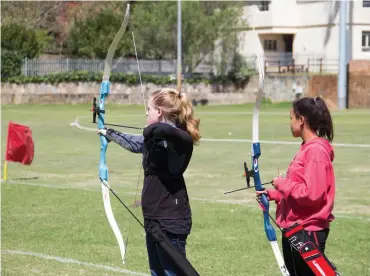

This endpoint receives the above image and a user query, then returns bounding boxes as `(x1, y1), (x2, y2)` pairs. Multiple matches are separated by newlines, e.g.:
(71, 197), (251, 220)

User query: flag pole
(177, 0), (182, 92)
(4, 122), (10, 181)
(3, 161), (8, 181)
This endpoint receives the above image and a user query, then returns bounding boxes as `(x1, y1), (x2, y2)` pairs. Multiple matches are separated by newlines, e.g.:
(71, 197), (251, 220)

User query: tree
(129, 1), (245, 73)
(0, 1), (120, 54)
(66, 1), (245, 74)
(1, 1), (68, 52)
(66, 8), (131, 58)
(1, 24), (42, 58)
(1, 1), (67, 30)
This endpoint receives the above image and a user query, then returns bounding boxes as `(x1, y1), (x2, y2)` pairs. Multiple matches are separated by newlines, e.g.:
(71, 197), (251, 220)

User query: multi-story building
(239, 0), (370, 72)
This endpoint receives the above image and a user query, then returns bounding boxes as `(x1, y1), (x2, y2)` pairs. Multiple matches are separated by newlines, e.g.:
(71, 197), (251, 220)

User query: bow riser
(99, 81), (109, 181)
(98, 81), (109, 129)
(252, 142), (277, 241)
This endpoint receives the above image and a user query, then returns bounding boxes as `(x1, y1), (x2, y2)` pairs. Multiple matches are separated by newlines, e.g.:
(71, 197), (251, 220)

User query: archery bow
(95, 4), (131, 265)
(244, 55), (290, 275)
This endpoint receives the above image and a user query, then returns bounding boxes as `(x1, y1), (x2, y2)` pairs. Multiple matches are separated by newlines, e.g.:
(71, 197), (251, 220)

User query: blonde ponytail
(151, 88), (201, 144)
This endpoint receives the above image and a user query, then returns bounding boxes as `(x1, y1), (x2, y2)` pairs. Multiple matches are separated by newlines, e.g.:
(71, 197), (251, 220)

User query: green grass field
(2, 103), (370, 276)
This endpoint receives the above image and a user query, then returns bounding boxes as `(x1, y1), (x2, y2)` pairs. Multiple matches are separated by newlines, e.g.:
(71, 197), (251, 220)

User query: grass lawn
(2, 103), (370, 275)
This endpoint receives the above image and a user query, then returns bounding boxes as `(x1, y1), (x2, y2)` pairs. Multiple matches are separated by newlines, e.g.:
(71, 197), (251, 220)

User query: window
(258, 1), (270, 11)
(264, 40), (277, 51)
(362, 31), (370, 52)
(363, 0), (370, 7)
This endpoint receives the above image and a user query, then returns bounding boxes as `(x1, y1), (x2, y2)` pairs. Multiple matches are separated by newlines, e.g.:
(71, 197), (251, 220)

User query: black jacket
(106, 122), (193, 234)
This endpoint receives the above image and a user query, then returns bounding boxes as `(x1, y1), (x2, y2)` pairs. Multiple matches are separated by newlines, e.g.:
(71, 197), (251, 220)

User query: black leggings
(146, 231), (187, 276)
(282, 228), (330, 276)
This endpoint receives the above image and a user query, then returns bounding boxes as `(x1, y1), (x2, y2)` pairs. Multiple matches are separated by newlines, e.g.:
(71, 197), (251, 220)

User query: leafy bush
(2, 71), (175, 84)
(1, 50), (23, 78)
(2, 70), (255, 87)
(2, 70), (245, 86)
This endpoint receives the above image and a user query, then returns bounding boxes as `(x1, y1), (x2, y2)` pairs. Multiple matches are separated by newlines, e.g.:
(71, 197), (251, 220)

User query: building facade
(239, 0), (370, 72)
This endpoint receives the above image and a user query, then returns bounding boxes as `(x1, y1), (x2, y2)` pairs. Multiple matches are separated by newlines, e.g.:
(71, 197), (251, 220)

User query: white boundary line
(2, 250), (150, 276)
(2, 180), (100, 192)
(201, 138), (370, 148)
(70, 116), (96, 132)
(70, 117), (370, 148)
(3, 180), (370, 222)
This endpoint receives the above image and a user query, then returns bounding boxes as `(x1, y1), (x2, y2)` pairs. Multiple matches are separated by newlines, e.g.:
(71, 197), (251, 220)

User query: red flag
(5, 122), (34, 165)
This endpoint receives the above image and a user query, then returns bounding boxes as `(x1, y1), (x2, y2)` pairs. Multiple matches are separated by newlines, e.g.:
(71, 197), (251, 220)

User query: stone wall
(1, 75), (309, 105)
(2, 61), (368, 107)
(307, 60), (370, 109)
(307, 75), (338, 109)
(349, 59), (370, 75)
(347, 60), (370, 108)
(264, 75), (310, 102)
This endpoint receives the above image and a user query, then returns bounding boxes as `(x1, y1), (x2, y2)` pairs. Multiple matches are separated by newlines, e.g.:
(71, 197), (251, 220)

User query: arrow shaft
(104, 123), (143, 130)
(224, 181), (272, 195)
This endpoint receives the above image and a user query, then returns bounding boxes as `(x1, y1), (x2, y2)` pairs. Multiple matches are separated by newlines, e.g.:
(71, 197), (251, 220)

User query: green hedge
(2, 71), (249, 86)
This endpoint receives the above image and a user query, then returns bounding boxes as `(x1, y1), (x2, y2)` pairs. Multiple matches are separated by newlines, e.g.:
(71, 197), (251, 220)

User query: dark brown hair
(292, 97), (334, 142)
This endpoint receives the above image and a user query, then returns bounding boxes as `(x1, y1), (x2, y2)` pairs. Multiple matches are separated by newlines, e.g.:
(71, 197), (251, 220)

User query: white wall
(352, 0), (370, 23)
(352, 26), (370, 60)
(242, 4), (273, 29)
(296, 1), (340, 26)
(239, 30), (263, 57)
(351, 1), (370, 60)
(270, 0), (299, 27)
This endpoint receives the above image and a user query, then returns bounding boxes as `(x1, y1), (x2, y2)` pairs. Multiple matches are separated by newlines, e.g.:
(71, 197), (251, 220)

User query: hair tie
(178, 92), (182, 98)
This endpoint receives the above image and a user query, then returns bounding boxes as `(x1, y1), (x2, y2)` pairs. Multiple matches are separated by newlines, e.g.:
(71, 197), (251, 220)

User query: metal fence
(262, 52), (339, 74)
(21, 58), (214, 77)
(21, 53), (338, 77)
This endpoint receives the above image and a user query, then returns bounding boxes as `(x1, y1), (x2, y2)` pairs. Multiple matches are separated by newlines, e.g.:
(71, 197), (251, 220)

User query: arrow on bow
(224, 162), (273, 194)
(96, 4), (131, 264)
(92, 97), (143, 130)
(245, 56), (290, 275)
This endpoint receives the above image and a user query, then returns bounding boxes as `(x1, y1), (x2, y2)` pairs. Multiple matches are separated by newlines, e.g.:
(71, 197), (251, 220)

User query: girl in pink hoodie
(257, 97), (336, 276)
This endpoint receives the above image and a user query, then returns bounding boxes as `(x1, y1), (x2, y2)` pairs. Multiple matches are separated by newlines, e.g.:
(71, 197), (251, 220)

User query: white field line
(2, 250), (150, 276)
(70, 116), (370, 148)
(201, 138), (370, 148)
(195, 111), (370, 116)
(70, 117), (139, 135)
(73, 111), (370, 117)
(3, 180), (370, 222)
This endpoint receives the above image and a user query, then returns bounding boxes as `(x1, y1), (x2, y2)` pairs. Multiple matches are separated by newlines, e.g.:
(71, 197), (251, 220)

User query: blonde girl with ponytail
(148, 88), (200, 143)
(98, 88), (200, 275)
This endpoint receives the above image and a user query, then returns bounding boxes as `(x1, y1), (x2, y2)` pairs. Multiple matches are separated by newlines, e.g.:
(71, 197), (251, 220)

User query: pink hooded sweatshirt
(267, 137), (336, 231)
